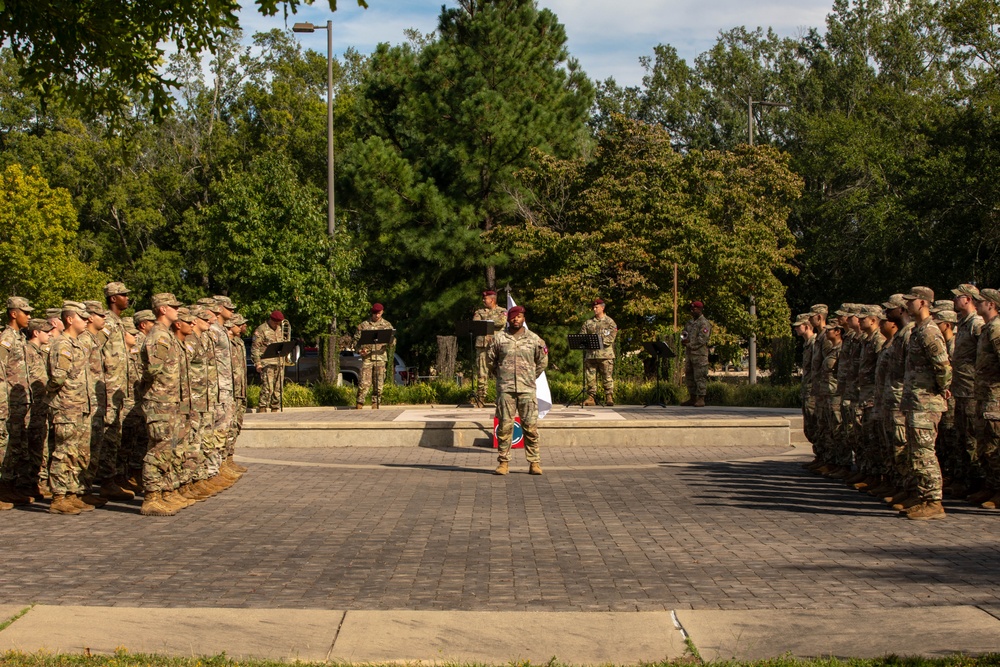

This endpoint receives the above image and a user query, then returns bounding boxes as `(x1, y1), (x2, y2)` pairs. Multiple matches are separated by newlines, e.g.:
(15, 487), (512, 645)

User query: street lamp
(746, 97), (790, 385)
(293, 21), (335, 238)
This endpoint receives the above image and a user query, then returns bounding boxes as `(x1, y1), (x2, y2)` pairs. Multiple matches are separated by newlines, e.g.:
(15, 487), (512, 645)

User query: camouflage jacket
(856, 329), (887, 406)
(682, 314), (712, 360)
(353, 317), (394, 362)
(46, 335), (92, 418)
(800, 335), (817, 399)
(811, 335), (832, 396)
(874, 331), (894, 411)
(952, 311), (984, 399)
(975, 316), (1000, 403)
(102, 311), (132, 407)
(902, 317), (952, 413)
(130, 332), (145, 402)
(251, 322), (283, 369)
(473, 305), (507, 349)
(487, 327), (549, 394)
(187, 332), (217, 413)
(581, 315), (617, 360)
(0, 325), (31, 406)
(25, 341), (48, 408)
(818, 340), (841, 398)
(141, 323), (186, 413)
(882, 322), (913, 410)
(210, 321), (233, 395)
(230, 332), (247, 399)
(835, 331), (856, 398)
(80, 329), (107, 412)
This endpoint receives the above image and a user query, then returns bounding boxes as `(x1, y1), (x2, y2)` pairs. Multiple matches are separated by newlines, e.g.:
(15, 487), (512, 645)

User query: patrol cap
(370, 303), (383, 314)
(27, 318), (53, 333)
(903, 286), (934, 301)
(882, 294), (907, 310)
(507, 305), (525, 320)
(809, 304), (828, 316)
(103, 282), (130, 297)
(133, 309), (155, 324)
(45, 308), (62, 319)
(935, 310), (958, 324)
(824, 321), (843, 332)
(229, 314), (247, 327)
(213, 295), (234, 309)
(931, 299), (953, 313)
(151, 293), (182, 309)
(861, 305), (884, 319)
(952, 284), (981, 300)
(121, 317), (138, 334)
(197, 297), (221, 314)
(979, 288), (1000, 308)
(792, 313), (811, 327)
(83, 300), (107, 317)
(7, 296), (33, 312)
(189, 305), (212, 321)
(62, 301), (90, 319)
(175, 307), (195, 323)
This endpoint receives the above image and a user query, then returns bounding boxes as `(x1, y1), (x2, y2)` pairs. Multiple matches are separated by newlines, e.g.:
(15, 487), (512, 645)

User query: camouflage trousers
(496, 390), (540, 464)
(858, 403), (882, 476)
(178, 411), (210, 485)
(975, 399), (1000, 489)
(905, 410), (944, 502)
(259, 365), (282, 412)
(818, 396), (847, 466)
(120, 404), (148, 476)
(839, 398), (861, 468)
(96, 400), (126, 484)
(475, 348), (493, 401)
(207, 396), (235, 476)
(358, 360), (386, 405)
(934, 400), (960, 482)
(2, 403), (31, 487)
(227, 399), (246, 459)
(584, 358), (614, 399)
(142, 403), (187, 493)
(48, 412), (91, 496)
(27, 401), (48, 484)
(882, 407), (909, 488)
(954, 397), (982, 487)
(684, 356), (709, 398)
(801, 394), (819, 447)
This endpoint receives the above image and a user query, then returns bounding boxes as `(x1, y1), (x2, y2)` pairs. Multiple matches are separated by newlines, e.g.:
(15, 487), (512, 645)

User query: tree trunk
(436, 335), (458, 382)
(320, 316), (339, 385)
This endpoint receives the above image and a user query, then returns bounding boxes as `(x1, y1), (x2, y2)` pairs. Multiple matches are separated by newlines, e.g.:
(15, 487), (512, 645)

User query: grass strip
(0, 607), (33, 633)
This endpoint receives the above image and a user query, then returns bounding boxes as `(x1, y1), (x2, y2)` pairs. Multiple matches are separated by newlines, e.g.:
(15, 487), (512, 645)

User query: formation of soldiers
(0, 285), (251, 516)
(795, 285), (1000, 520)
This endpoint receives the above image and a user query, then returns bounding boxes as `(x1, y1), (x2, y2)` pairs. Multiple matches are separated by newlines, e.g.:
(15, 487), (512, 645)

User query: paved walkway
(3, 428), (1000, 661)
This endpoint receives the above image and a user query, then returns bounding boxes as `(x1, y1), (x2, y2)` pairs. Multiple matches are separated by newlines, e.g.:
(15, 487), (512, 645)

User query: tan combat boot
(581, 395), (596, 407)
(693, 397), (706, 407)
(99, 478), (135, 501)
(968, 488), (994, 504)
(79, 492), (108, 508)
(140, 491), (177, 516)
(191, 479), (216, 498)
(228, 456), (248, 473)
(162, 490), (193, 510)
(980, 493), (1000, 509)
(906, 500), (946, 520)
(528, 462), (543, 475)
(605, 393), (614, 407)
(49, 494), (81, 515)
(494, 461), (509, 475)
(355, 402), (364, 410)
(69, 494), (95, 512)
(0, 498), (12, 511)
(893, 494), (923, 512)
(0, 483), (33, 505)
(178, 483), (201, 501)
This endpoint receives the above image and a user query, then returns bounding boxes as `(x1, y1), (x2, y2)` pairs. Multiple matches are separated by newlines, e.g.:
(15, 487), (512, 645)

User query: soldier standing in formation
(487, 305), (548, 476)
(580, 298), (617, 407)
(251, 310), (284, 412)
(472, 290), (506, 407)
(681, 300), (712, 407)
(0, 297), (34, 505)
(353, 303), (393, 409)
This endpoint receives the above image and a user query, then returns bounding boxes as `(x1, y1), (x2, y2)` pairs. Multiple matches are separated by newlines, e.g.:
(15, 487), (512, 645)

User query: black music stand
(456, 320), (496, 405)
(261, 342), (298, 412)
(357, 329), (396, 407)
(567, 333), (601, 407)
(643, 340), (676, 408)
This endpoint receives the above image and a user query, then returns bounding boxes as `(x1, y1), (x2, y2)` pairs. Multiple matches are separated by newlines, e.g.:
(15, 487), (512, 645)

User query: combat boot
(0, 498), (12, 511)
(845, 471), (867, 485)
(582, 395), (596, 407)
(194, 479), (219, 497)
(178, 483), (200, 501)
(228, 456), (248, 473)
(967, 488), (995, 505)
(0, 483), (33, 505)
(99, 479), (135, 501)
(528, 462), (543, 475)
(355, 402), (364, 410)
(802, 458), (820, 470)
(69, 494), (95, 512)
(36, 482), (53, 500)
(374, 398), (380, 410)
(49, 494), (81, 515)
(893, 494), (923, 511)
(494, 461), (509, 475)
(162, 490), (193, 510)
(693, 397), (706, 407)
(980, 493), (1000, 509)
(605, 393), (614, 407)
(906, 500), (946, 520)
(140, 491), (177, 516)
(828, 466), (851, 480)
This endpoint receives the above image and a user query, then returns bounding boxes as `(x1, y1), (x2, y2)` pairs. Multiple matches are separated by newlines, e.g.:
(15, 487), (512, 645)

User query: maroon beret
(371, 303), (384, 313)
(592, 298), (604, 307)
(482, 290), (496, 297)
(690, 300), (704, 309)
(507, 305), (525, 320)
(270, 310), (285, 322)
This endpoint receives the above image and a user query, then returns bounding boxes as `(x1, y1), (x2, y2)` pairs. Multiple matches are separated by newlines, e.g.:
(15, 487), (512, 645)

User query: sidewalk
(2, 605), (999, 662)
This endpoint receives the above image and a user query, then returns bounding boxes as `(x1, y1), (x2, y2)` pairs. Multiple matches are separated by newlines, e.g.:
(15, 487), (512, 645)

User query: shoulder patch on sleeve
(0, 340), (10, 349)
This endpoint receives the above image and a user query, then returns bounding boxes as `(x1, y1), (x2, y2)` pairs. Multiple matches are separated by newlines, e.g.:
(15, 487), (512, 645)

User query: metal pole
(327, 20), (335, 238)
(749, 294), (757, 385)
(748, 97), (754, 147)
(673, 263), (678, 330)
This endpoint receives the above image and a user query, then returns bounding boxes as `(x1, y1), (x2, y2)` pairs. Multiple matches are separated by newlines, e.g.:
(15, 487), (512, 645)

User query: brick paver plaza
(3, 429), (1000, 613)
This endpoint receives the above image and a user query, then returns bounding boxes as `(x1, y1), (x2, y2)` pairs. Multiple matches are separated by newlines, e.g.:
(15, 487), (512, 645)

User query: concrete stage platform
(241, 404), (804, 449)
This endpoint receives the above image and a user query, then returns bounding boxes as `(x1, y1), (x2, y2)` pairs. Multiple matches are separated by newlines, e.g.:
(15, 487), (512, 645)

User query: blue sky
(239, 0), (834, 87)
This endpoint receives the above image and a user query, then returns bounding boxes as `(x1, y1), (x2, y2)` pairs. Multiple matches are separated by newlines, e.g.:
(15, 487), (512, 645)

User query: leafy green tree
(0, 164), (107, 305)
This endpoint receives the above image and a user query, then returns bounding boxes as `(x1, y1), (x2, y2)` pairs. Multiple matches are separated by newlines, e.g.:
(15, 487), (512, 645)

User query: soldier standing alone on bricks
(581, 298), (617, 407)
(252, 311), (284, 413)
(472, 290), (506, 408)
(681, 300), (712, 407)
(353, 303), (393, 410)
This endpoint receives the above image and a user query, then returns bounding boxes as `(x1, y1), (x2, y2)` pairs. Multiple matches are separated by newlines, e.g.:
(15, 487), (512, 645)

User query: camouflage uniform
(800, 326), (819, 445)
(682, 313), (712, 399)
(353, 316), (394, 406)
(141, 319), (188, 493)
(882, 320), (914, 489)
(227, 318), (248, 458)
(874, 325), (894, 478)
(487, 327), (549, 464)
(96, 309), (132, 484)
(473, 304), (507, 405)
(836, 324), (858, 469)
(856, 321), (887, 476)
(581, 314), (617, 402)
(975, 310), (1000, 490)
(46, 327), (93, 496)
(25, 334), (49, 488)
(251, 321), (283, 411)
(121, 323), (149, 478)
(951, 306), (984, 487)
(810, 323), (832, 462)
(207, 318), (233, 474)
(0, 322), (33, 487)
(901, 316), (952, 503)
(176, 326), (206, 485)
(817, 332), (842, 467)
(78, 323), (108, 487)
(933, 314), (959, 483)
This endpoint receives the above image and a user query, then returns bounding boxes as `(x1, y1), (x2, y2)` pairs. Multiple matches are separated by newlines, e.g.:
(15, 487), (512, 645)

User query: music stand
(643, 340), (676, 408)
(567, 333), (602, 407)
(357, 329), (396, 407)
(456, 320), (496, 405)
(262, 341), (298, 412)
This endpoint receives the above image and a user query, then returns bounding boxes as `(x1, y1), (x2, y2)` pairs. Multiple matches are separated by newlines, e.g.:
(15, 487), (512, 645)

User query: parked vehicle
(339, 351), (408, 386)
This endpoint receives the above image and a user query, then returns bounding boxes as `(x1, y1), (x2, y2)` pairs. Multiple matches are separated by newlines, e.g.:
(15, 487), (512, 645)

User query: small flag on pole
(506, 292), (552, 419)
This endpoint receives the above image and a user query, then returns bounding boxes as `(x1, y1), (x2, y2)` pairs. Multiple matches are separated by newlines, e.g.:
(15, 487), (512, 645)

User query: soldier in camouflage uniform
(353, 303), (394, 409)
(804, 305), (830, 470)
(46, 302), (94, 515)
(896, 287), (952, 520)
(120, 310), (154, 488)
(853, 305), (887, 490)
(95, 282), (136, 500)
(79, 301), (109, 499)
(867, 308), (899, 498)
(879, 294), (914, 503)
(252, 310), (284, 412)
(472, 290), (506, 407)
(209, 296), (243, 478)
(949, 284), (985, 498)
(45, 308), (65, 338)
(140, 293), (188, 516)
(226, 314), (249, 473)
(973, 289), (1000, 510)
(793, 313), (818, 453)
(933, 309), (960, 487)
(815, 322), (843, 476)
(24, 318), (52, 498)
(832, 304), (860, 479)
(176, 306), (215, 502)
(581, 298), (618, 407)
(681, 301), (712, 407)
(487, 306), (548, 476)
(0, 296), (35, 505)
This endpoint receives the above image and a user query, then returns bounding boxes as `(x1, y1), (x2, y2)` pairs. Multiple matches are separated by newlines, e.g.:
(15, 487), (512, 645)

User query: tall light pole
(746, 97), (789, 385)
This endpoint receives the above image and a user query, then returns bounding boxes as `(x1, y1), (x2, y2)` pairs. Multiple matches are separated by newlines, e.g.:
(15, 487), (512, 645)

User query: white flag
(507, 293), (552, 419)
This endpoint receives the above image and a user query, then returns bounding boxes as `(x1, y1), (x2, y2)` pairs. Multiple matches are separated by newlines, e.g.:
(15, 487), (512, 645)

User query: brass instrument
(280, 319), (299, 366)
